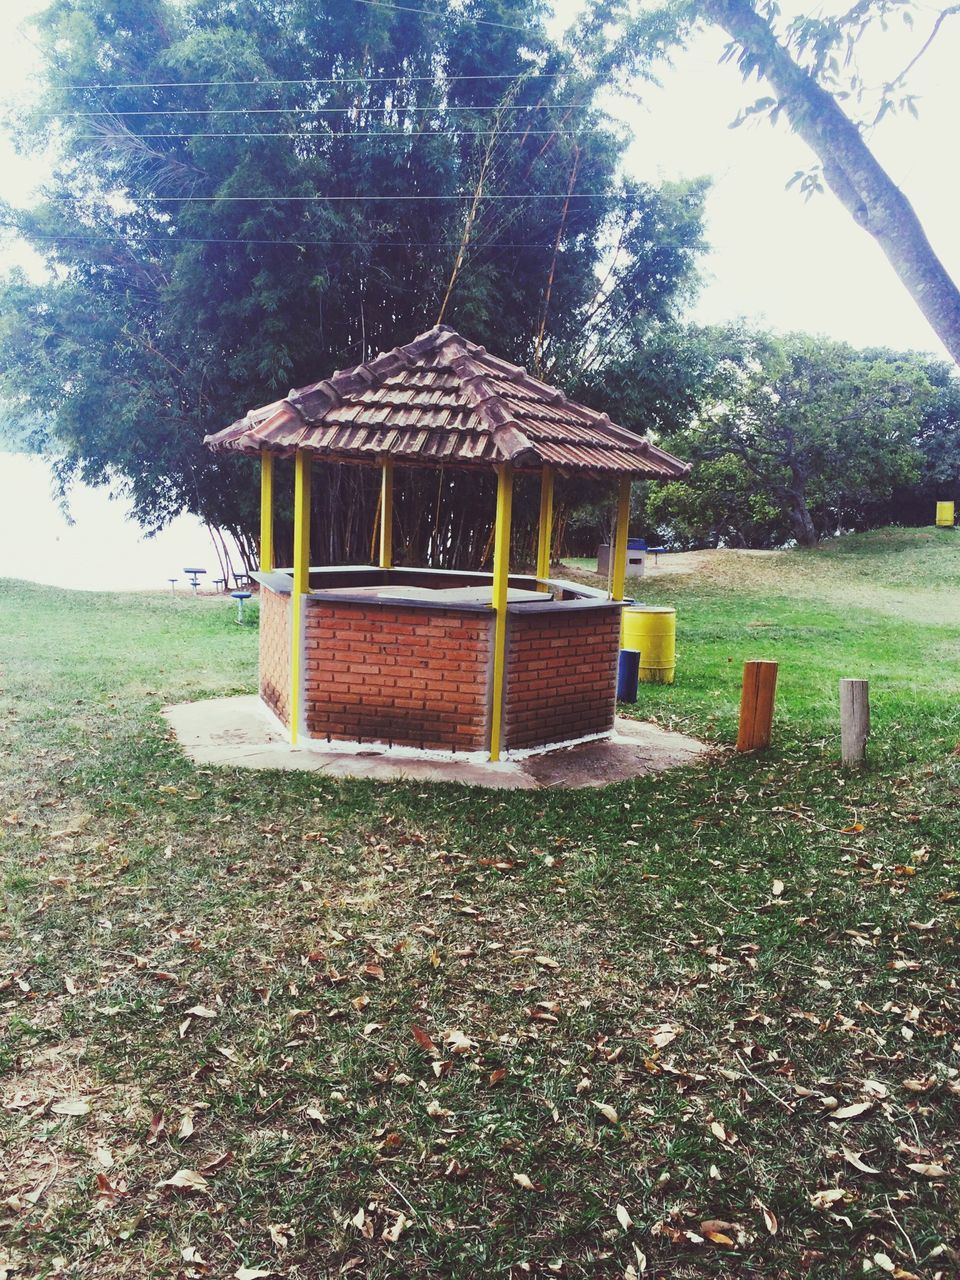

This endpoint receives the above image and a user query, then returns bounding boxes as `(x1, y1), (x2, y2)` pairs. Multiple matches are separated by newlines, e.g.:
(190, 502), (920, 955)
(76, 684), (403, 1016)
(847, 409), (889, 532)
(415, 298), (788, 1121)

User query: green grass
(2, 528), (959, 1279)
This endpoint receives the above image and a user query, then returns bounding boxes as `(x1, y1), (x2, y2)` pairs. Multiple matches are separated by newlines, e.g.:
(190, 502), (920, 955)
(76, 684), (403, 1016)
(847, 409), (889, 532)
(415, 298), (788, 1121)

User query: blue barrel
(617, 648), (640, 703)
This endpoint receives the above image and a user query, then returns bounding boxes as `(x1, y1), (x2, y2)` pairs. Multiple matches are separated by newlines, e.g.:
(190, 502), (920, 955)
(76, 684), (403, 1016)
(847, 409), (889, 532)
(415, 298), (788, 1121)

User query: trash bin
(617, 648), (640, 702)
(622, 606), (676, 684)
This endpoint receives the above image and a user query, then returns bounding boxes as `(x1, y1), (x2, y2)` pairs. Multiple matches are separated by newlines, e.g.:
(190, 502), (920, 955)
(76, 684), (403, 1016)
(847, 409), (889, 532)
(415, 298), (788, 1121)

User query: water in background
(0, 453), (242, 592)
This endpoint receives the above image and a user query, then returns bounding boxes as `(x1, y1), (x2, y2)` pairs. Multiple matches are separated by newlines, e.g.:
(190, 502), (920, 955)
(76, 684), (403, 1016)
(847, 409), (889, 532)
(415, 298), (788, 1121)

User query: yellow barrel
(936, 501), (955, 528)
(622, 606), (676, 684)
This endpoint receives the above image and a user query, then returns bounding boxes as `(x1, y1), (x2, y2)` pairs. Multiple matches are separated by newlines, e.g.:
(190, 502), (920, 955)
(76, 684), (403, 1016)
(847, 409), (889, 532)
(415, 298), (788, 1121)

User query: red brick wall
(259, 587), (291, 727)
(504, 608), (620, 750)
(302, 603), (493, 751)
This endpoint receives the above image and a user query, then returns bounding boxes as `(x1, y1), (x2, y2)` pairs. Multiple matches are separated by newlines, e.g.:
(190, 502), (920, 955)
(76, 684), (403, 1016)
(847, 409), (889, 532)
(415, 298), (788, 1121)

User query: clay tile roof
(203, 325), (691, 479)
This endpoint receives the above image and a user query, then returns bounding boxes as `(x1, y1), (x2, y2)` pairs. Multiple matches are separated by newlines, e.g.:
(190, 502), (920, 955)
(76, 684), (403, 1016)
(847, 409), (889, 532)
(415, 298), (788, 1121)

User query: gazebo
(204, 324), (689, 761)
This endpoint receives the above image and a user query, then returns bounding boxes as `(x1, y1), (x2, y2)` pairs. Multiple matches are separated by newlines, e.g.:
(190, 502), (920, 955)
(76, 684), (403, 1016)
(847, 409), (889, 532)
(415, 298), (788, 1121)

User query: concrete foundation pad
(163, 695), (711, 790)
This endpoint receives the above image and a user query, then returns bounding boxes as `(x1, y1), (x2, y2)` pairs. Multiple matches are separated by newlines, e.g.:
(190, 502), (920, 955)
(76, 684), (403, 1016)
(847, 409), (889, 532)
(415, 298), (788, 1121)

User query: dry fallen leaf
(843, 1147), (881, 1174)
(512, 1172), (540, 1191)
(809, 1187), (846, 1209)
(771, 879), (785, 897)
(594, 1102), (619, 1124)
(830, 1101), (874, 1121)
(51, 1099), (90, 1117)
(443, 1027), (476, 1056)
(906, 1162), (948, 1177)
(268, 1223), (290, 1251)
(650, 1024), (680, 1049)
(754, 1198), (778, 1235)
(411, 1025), (439, 1057)
(184, 1005), (217, 1019)
(158, 1169), (209, 1193)
(235, 1267), (273, 1280)
(616, 1203), (633, 1230)
(382, 1212), (411, 1243)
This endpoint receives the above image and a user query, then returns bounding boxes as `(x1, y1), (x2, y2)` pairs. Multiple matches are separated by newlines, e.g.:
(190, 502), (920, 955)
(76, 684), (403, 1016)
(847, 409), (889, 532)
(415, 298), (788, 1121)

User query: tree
(687, 0), (960, 365)
(649, 329), (930, 546)
(0, 0), (707, 566)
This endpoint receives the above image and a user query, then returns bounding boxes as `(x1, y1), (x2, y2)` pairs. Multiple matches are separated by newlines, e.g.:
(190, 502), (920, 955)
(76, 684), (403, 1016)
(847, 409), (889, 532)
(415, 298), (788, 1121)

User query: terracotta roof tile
(204, 325), (690, 478)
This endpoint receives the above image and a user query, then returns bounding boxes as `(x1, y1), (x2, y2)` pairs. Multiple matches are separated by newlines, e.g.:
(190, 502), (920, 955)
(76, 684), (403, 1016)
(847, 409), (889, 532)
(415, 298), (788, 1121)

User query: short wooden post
(839, 678), (869, 767)
(736, 660), (778, 752)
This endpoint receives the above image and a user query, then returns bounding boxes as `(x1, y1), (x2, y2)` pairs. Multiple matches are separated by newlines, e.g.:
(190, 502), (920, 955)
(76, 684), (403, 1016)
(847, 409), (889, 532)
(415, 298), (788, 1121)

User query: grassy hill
(1, 529), (958, 1279)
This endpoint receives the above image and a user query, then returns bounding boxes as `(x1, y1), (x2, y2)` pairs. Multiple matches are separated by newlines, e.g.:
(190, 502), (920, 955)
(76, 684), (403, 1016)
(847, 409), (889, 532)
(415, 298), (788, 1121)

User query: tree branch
(700, 0), (960, 366)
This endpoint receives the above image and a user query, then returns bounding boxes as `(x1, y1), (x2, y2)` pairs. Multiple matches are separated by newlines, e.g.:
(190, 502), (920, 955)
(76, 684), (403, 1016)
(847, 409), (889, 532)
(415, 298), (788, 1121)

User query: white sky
(0, 453), (242, 590)
(1, 0), (957, 356)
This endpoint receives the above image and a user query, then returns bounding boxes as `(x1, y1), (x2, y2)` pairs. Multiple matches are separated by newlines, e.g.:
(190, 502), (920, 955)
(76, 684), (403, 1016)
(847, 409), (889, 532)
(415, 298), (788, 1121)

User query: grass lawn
(2, 526), (958, 1280)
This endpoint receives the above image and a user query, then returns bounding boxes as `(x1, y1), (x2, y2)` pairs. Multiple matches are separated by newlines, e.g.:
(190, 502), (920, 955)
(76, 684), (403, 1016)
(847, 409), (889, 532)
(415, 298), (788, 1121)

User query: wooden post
(610, 475), (631, 601)
(379, 457), (394, 569)
(289, 449), (312, 746)
(536, 465), (554, 588)
(736, 660), (778, 752)
(488, 463), (513, 762)
(839, 678), (869, 767)
(259, 452), (274, 572)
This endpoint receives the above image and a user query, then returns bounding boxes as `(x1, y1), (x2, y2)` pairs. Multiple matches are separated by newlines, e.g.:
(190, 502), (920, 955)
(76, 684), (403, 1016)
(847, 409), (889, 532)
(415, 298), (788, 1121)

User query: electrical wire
(45, 103), (597, 117)
(74, 129), (599, 139)
(349, 0), (530, 31)
(64, 72), (567, 92)
(145, 193), (619, 201)
(12, 232), (577, 249)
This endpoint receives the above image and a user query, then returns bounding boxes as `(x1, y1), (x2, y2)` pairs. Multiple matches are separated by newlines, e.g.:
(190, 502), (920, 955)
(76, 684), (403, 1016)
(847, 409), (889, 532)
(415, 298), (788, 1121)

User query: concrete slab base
(162, 695), (710, 790)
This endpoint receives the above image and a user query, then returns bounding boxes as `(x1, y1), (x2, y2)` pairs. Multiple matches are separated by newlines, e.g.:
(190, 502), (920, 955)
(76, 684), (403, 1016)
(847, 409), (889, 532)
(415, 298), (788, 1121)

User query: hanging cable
(63, 71), (568, 92)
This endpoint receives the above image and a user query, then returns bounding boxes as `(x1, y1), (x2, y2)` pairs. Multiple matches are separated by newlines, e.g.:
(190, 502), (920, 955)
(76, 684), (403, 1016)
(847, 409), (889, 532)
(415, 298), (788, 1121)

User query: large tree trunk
(787, 489), (819, 546)
(701, 0), (960, 366)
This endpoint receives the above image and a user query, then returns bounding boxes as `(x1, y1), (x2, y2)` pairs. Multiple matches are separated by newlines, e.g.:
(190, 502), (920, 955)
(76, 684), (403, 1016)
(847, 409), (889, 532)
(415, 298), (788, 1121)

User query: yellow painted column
(259, 452), (275, 572)
(611, 474), (631, 601)
(489, 463), (513, 762)
(289, 449), (312, 745)
(379, 458), (394, 569)
(536, 465), (554, 587)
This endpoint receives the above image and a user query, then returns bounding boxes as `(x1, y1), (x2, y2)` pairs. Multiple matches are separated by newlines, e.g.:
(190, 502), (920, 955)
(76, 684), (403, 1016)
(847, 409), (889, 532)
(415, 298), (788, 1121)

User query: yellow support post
(611, 474), (631, 601)
(489, 463), (513, 762)
(536, 465), (554, 587)
(259, 452), (275, 572)
(379, 458), (394, 569)
(289, 449), (312, 745)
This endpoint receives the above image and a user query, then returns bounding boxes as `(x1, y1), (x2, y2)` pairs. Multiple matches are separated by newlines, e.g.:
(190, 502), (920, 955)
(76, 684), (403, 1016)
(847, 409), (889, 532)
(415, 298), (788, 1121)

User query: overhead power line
(14, 232), (576, 249)
(75, 129), (598, 140)
(48, 103), (595, 118)
(349, 0), (530, 31)
(66, 72), (567, 92)
(147, 192), (617, 201)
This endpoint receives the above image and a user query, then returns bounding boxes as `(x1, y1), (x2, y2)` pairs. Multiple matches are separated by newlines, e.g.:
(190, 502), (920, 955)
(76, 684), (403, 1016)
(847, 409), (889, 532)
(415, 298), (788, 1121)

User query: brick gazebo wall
(258, 581), (621, 755)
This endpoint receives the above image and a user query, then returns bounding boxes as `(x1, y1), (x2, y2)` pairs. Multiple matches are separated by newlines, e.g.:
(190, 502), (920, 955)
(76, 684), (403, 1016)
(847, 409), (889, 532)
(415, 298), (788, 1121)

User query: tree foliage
(645, 328), (947, 547)
(0, 0), (707, 567)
